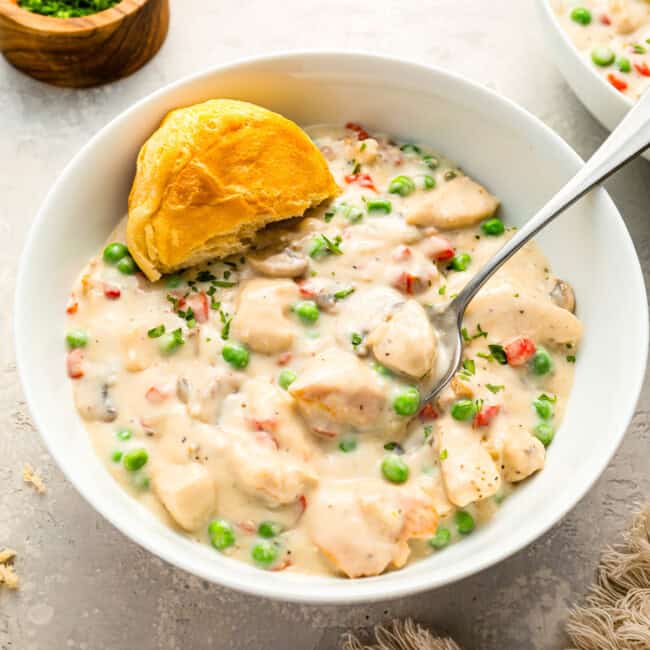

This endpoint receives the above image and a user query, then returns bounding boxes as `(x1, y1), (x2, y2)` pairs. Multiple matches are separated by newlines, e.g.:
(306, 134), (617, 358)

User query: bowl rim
(537, 0), (634, 108)
(0, 0), (148, 32)
(14, 50), (649, 603)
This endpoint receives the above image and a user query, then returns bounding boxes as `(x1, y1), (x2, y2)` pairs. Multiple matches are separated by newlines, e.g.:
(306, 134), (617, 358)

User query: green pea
(116, 255), (137, 275)
(251, 540), (279, 566)
(393, 387), (421, 416)
(429, 526), (451, 549)
(388, 175), (416, 197)
(455, 510), (475, 535)
(147, 324), (165, 338)
(618, 57), (631, 73)
(66, 329), (88, 349)
(278, 369), (297, 390)
(222, 342), (250, 369)
(338, 437), (357, 453)
(116, 428), (133, 441)
(592, 46), (615, 67)
(294, 300), (320, 323)
(373, 362), (393, 377)
(342, 205), (364, 223)
(208, 519), (235, 551)
(258, 521), (284, 539)
(165, 274), (183, 288)
(159, 328), (184, 355)
(123, 448), (148, 472)
(451, 399), (477, 421)
(400, 143), (421, 154)
(381, 454), (410, 484)
(103, 242), (129, 264)
(481, 217), (505, 236)
(422, 155), (439, 169)
(534, 423), (555, 447)
(449, 252), (471, 271)
(570, 7), (591, 25)
(531, 348), (553, 375)
(366, 199), (392, 214)
(111, 450), (123, 463)
(422, 175), (436, 190)
(533, 399), (553, 420)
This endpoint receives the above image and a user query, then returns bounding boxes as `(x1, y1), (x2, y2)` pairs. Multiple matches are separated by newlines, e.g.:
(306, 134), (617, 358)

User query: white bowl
(537, 0), (633, 131)
(15, 52), (648, 603)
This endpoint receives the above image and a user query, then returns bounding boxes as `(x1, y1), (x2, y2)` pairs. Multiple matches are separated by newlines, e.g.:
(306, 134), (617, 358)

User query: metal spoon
(424, 90), (650, 404)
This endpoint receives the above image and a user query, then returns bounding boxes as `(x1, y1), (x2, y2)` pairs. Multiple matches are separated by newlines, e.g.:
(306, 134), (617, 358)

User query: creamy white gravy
(65, 125), (581, 578)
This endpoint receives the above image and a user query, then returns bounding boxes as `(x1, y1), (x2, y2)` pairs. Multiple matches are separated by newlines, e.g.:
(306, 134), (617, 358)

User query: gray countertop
(1, 1), (649, 648)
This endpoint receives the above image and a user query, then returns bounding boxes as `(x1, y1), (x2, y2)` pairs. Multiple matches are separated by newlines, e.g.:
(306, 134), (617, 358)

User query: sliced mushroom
(74, 379), (118, 422)
(100, 383), (118, 422)
(176, 377), (191, 404)
(248, 248), (308, 278)
(550, 279), (576, 313)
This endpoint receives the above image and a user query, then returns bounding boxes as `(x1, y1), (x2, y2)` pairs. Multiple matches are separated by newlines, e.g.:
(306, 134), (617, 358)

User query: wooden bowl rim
(0, 0), (152, 33)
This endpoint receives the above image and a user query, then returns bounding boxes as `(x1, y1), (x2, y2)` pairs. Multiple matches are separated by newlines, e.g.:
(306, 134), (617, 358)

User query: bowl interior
(15, 53), (647, 603)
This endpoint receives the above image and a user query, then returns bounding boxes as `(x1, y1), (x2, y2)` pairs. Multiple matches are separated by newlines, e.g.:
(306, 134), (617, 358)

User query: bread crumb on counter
(23, 463), (46, 494)
(0, 548), (19, 590)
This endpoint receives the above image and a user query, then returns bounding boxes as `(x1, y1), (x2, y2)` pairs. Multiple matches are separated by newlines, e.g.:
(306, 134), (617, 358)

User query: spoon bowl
(423, 89), (650, 407)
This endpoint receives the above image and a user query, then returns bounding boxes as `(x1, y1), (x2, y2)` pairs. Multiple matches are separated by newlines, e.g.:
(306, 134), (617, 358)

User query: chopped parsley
(147, 324), (165, 338)
(486, 384), (505, 394)
(309, 234), (343, 258)
(488, 344), (507, 365)
(566, 354), (576, 363)
(439, 448), (448, 461)
(219, 310), (232, 340)
(462, 359), (476, 376)
(195, 270), (216, 282)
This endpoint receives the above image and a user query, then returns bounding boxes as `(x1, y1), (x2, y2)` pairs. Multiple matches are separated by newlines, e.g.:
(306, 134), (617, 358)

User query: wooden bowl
(0, 0), (169, 87)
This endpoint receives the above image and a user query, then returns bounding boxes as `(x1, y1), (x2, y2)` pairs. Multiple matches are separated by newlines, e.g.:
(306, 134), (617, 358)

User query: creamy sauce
(554, 0), (650, 100)
(65, 125), (582, 578)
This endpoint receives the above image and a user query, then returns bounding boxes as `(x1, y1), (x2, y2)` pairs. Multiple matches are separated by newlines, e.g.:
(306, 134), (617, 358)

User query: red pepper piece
(473, 404), (501, 428)
(607, 74), (628, 92)
(504, 337), (537, 366)
(344, 172), (377, 192)
(186, 292), (209, 323)
(634, 62), (650, 77)
(419, 403), (439, 420)
(103, 284), (121, 300)
(345, 122), (370, 140)
(66, 348), (84, 379)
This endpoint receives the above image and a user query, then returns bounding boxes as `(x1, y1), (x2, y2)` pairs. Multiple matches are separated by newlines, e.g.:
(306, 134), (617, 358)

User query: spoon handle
(450, 89), (650, 314)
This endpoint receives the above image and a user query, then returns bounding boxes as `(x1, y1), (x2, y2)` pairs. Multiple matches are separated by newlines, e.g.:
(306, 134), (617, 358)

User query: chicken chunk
(230, 278), (298, 354)
(289, 348), (403, 437)
(185, 369), (243, 424)
(464, 288), (582, 348)
(406, 176), (499, 229)
(366, 300), (437, 378)
(151, 461), (216, 531)
(228, 437), (318, 507)
(336, 286), (403, 351)
(438, 420), (501, 506)
(305, 480), (438, 578)
(122, 325), (157, 372)
(607, 0), (649, 34)
(220, 378), (319, 460)
(501, 431), (545, 483)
